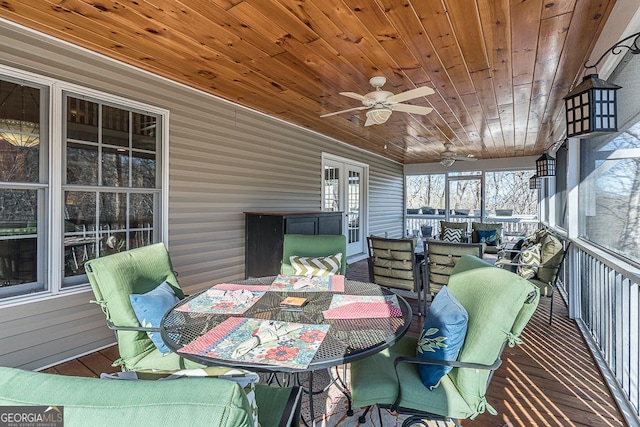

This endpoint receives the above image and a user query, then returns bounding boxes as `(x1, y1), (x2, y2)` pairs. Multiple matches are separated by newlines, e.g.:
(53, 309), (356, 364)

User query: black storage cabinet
(244, 211), (343, 278)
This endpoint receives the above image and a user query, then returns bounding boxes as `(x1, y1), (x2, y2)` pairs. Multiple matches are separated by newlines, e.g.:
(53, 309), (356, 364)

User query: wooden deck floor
(44, 259), (626, 426)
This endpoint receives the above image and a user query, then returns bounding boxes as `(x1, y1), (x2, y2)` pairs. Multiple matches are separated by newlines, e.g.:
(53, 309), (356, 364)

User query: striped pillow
(290, 253), (342, 276)
(442, 227), (464, 243)
(517, 243), (541, 279)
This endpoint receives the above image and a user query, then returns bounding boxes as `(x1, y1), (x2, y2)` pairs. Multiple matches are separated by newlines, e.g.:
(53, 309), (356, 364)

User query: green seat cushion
(528, 277), (554, 297)
(130, 348), (205, 371)
(351, 335), (474, 419)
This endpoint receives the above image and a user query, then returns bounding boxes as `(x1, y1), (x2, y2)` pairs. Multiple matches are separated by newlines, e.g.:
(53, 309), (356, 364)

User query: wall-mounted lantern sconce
(529, 174), (542, 190)
(536, 153), (556, 177)
(564, 32), (640, 138)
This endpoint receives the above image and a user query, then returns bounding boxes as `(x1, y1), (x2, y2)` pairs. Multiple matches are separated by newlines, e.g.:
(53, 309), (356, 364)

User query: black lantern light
(564, 74), (620, 137)
(564, 32), (640, 138)
(536, 153), (556, 177)
(529, 174), (542, 190)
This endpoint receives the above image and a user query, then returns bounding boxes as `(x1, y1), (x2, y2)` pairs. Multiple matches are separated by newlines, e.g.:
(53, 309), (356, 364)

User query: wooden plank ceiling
(0, 0), (615, 164)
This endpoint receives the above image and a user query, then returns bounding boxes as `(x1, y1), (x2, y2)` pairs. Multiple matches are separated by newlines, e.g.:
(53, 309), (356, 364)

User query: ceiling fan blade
(339, 92), (367, 101)
(320, 106), (367, 118)
(386, 86), (435, 103)
(452, 155), (477, 161)
(391, 104), (433, 115)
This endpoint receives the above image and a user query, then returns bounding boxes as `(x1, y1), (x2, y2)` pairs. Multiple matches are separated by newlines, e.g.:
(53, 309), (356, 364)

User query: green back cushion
(0, 367), (254, 427)
(281, 234), (347, 275)
(417, 286), (468, 388)
(446, 255), (539, 410)
(85, 243), (183, 368)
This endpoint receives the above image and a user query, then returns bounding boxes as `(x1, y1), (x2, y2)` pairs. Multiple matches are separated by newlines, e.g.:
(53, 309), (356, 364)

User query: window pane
(102, 105), (129, 147)
(0, 144), (39, 183)
(67, 97), (98, 142)
(130, 193), (154, 227)
(132, 113), (157, 151)
(131, 151), (156, 188)
(99, 192), (127, 228)
(484, 170), (538, 216)
(323, 166), (340, 211)
(102, 147), (130, 187)
(406, 174), (445, 214)
(0, 189), (39, 290)
(581, 121), (640, 263)
(67, 142), (98, 185)
(449, 179), (481, 216)
(0, 82), (41, 183)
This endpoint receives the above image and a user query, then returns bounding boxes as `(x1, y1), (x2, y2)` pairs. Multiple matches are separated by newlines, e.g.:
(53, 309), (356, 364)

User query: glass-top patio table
(160, 276), (413, 425)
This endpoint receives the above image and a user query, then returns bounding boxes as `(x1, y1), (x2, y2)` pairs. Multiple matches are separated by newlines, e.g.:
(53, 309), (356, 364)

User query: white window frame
(0, 64), (169, 307)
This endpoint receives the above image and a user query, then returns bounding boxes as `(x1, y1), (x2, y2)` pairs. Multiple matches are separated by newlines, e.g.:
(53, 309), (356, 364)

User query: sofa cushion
(517, 244), (541, 280)
(289, 253), (342, 276)
(130, 281), (179, 353)
(417, 286), (468, 389)
(537, 233), (564, 283)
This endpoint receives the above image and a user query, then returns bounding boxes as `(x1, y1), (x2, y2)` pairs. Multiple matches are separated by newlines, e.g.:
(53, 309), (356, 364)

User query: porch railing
(405, 214), (538, 238)
(573, 239), (640, 424)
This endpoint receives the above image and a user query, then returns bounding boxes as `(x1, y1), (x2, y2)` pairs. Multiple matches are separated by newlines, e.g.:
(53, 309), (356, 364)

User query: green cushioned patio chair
(367, 236), (426, 316)
(0, 366), (302, 427)
(351, 255), (540, 427)
(85, 242), (204, 371)
(281, 234), (347, 275)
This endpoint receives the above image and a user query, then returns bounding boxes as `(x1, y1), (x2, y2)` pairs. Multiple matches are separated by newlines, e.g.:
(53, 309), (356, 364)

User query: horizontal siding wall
(0, 21), (403, 369)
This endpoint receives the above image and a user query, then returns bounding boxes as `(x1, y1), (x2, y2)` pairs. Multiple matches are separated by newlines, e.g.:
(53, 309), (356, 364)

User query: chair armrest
(280, 386), (302, 427)
(389, 356), (502, 410)
(106, 319), (160, 333)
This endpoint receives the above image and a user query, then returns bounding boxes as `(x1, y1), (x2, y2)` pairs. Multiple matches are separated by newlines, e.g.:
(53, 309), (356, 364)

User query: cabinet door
(285, 216), (317, 234)
(318, 213), (342, 235)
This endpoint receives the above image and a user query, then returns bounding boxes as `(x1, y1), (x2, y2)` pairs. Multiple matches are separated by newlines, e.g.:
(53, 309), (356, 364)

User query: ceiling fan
(439, 142), (477, 166)
(320, 76), (434, 126)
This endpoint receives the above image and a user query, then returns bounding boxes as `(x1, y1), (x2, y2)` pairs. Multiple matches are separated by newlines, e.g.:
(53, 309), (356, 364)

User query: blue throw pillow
(130, 281), (180, 354)
(416, 286), (468, 389)
(477, 229), (498, 246)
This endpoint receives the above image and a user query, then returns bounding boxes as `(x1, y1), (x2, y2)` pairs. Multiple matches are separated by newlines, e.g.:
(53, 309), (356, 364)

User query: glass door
(323, 156), (367, 258)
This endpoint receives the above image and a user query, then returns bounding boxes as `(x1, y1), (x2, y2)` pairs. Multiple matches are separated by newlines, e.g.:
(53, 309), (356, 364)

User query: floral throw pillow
(442, 227), (464, 243)
(517, 243), (542, 279)
(477, 229), (498, 246)
(416, 286), (468, 389)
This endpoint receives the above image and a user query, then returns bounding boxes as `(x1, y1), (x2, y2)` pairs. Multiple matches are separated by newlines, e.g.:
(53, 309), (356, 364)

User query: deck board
(43, 259), (626, 426)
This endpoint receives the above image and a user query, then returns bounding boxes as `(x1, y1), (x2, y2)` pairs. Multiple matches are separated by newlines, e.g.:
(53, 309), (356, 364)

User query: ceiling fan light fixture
(440, 158), (455, 167)
(366, 108), (392, 125)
